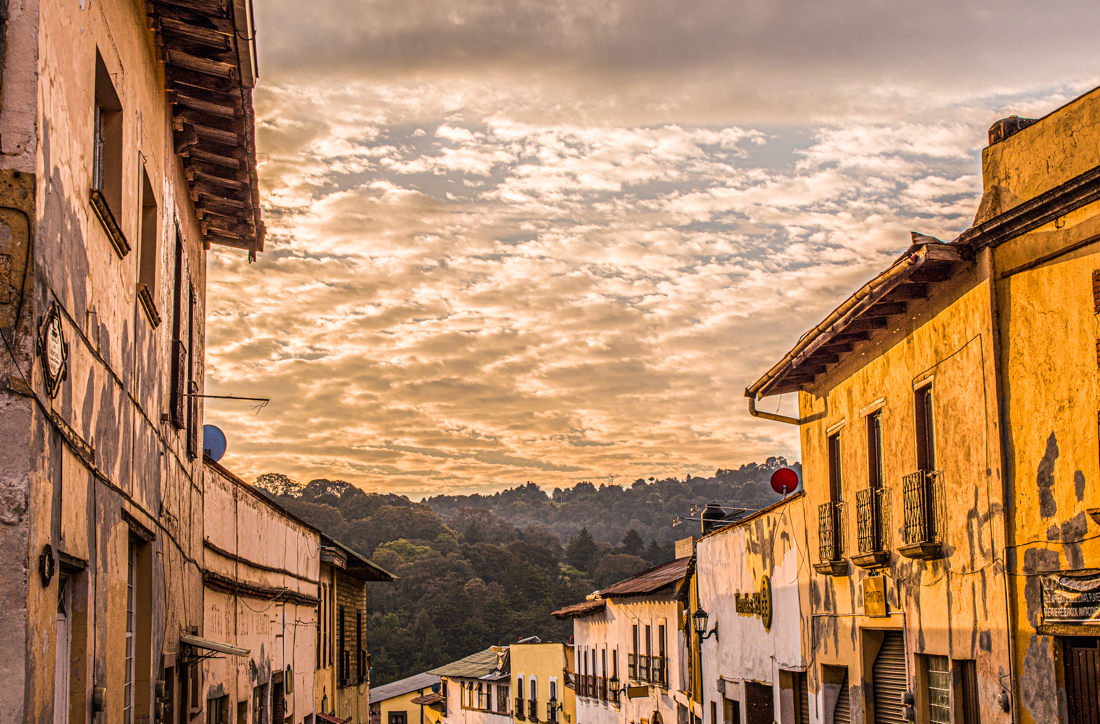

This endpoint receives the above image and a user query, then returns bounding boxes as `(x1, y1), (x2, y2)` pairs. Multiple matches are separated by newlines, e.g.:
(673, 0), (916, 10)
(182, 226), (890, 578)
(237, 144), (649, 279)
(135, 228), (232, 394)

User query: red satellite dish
(770, 467), (800, 495)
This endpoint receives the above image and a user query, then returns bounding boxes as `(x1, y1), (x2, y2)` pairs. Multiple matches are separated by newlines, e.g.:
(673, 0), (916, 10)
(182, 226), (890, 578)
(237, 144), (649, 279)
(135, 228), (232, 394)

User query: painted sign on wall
(733, 575), (772, 631)
(864, 576), (887, 617)
(1041, 573), (1100, 624)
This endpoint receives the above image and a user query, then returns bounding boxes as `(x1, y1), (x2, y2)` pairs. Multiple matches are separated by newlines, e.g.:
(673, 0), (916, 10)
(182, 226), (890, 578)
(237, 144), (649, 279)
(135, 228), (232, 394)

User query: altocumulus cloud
(203, 0), (1100, 495)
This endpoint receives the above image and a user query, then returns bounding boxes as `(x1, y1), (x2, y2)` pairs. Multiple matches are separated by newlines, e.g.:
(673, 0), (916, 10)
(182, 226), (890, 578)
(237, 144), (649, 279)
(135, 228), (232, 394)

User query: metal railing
(528, 699), (539, 722)
(515, 698), (526, 720)
(903, 470), (945, 546)
(652, 657), (668, 687)
(855, 487), (890, 555)
(818, 501), (845, 561)
(640, 655), (650, 682)
(598, 676), (607, 701)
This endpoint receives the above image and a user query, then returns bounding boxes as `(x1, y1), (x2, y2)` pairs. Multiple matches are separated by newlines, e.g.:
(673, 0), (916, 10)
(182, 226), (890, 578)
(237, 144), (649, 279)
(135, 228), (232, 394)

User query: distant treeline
(254, 457), (796, 686)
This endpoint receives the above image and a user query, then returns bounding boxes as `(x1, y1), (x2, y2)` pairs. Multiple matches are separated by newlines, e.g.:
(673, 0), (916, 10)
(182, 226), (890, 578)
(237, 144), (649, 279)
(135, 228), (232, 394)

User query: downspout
(984, 245), (1019, 724)
(747, 396), (801, 426)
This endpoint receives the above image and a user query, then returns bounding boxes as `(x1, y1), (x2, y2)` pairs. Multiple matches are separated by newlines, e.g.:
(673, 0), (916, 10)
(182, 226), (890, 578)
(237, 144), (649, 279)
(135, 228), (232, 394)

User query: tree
(594, 554), (648, 588)
(565, 528), (599, 572)
(620, 529), (645, 557)
(254, 472), (303, 497)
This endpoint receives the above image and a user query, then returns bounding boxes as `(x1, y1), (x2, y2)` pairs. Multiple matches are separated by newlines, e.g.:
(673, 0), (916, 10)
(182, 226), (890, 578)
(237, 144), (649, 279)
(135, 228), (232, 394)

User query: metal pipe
(747, 396), (801, 426)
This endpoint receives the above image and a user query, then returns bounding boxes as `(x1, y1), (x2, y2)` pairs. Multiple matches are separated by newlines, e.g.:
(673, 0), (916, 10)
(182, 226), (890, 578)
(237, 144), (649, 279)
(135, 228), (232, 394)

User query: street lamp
(693, 608), (718, 642)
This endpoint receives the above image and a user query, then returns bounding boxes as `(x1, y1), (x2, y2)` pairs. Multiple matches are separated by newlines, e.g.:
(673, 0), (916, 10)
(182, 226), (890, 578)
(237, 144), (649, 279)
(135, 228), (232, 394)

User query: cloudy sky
(203, 0), (1100, 497)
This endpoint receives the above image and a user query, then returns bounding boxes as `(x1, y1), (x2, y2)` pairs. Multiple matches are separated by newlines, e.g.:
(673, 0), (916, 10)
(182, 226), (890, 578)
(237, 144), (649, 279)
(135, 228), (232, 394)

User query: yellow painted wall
(510, 643), (576, 724)
(378, 688), (444, 724)
(796, 254), (1011, 724)
(985, 85), (1100, 724)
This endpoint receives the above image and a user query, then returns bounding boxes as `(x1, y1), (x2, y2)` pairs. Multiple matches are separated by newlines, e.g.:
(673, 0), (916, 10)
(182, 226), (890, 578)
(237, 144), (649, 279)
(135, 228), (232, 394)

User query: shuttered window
(833, 670), (850, 724)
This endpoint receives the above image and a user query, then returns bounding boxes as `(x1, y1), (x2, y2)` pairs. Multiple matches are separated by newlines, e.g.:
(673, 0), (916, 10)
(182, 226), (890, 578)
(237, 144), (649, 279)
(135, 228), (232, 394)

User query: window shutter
(169, 233), (187, 430)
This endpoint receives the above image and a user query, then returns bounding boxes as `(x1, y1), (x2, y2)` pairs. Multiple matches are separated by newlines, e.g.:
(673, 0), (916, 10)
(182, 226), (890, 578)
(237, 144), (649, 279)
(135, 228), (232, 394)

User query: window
(657, 623), (667, 686)
(631, 624), (639, 678)
(207, 694), (229, 724)
(915, 385), (935, 471)
(338, 606), (347, 685)
(612, 648), (619, 681)
(356, 610), (364, 682)
(169, 231), (187, 429)
(925, 655), (950, 724)
(124, 542), (136, 724)
(867, 411), (883, 489)
(549, 679), (558, 723)
(137, 165), (161, 326)
(828, 431), (844, 503)
(388, 713), (407, 724)
(497, 684), (509, 713)
(185, 283), (198, 458)
(92, 52), (124, 230)
(644, 624), (652, 682)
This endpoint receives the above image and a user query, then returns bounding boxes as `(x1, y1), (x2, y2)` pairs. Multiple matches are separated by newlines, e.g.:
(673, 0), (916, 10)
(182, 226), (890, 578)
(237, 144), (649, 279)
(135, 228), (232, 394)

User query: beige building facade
(0, 0), (263, 720)
(315, 535), (394, 724)
(202, 460), (321, 724)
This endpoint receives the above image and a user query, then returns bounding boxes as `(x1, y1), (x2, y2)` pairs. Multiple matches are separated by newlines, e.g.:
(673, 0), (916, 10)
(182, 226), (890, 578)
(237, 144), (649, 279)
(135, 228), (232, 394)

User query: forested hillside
(256, 457), (797, 686)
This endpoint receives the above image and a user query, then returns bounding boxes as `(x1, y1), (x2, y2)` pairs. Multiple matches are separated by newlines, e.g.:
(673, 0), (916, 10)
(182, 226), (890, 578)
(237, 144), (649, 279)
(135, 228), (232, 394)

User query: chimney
(701, 503), (725, 536)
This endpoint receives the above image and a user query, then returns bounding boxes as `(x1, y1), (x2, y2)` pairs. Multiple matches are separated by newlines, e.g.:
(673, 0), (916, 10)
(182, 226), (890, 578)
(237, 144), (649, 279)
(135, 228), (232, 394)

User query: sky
(203, 0), (1100, 497)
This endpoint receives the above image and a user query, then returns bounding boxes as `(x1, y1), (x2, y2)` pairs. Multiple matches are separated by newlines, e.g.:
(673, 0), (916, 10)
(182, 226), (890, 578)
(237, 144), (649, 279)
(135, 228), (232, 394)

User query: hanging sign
(864, 576), (887, 617)
(37, 303), (69, 399)
(734, 575), (773, 631)
(1041, 573), (1100, 624)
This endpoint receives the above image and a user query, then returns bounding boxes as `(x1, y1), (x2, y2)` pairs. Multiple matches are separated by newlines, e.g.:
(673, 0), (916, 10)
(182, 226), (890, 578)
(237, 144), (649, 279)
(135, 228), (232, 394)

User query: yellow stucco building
(510, 641), (576, 724)
(747, 85), (1100, 723)
(369, 673), (445, 724)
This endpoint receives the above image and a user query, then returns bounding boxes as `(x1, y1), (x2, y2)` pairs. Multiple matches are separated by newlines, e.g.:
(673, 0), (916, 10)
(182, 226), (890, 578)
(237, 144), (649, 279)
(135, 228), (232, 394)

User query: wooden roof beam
(167, 49), (238, 81)
(888, 283), (928, 301)
(158, 16), (232, 50)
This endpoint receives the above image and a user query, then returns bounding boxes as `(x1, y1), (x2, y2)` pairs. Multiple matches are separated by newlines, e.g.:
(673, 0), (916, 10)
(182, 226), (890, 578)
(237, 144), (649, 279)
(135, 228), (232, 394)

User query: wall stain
(1037, 432), (1059, 518)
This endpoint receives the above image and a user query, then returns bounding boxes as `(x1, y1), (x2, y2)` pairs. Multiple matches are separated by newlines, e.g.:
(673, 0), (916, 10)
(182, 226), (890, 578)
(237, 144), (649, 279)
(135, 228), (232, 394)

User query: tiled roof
(552, 599), (606, 619)
(369, 673), (441, 704)
(410, 693), (445, 706)
(598, 556), (691, 598)
(430, 647), (509, 679)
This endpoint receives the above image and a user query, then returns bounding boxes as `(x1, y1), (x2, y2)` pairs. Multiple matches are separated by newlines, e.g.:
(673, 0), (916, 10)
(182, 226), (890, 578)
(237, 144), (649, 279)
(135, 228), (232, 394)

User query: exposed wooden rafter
(149, 0), (264, 253)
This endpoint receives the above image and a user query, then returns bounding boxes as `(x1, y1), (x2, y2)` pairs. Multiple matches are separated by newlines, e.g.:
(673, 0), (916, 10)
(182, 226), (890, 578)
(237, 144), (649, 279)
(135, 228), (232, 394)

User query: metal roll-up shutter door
(833, 671), (850, 724)
(872, 632), (908, 724)
(797, 672), (810, 724)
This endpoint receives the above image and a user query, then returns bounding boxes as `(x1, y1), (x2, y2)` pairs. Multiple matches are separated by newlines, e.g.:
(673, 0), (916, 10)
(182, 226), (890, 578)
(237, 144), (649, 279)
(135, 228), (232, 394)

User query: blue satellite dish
(203, 425), (228, 462)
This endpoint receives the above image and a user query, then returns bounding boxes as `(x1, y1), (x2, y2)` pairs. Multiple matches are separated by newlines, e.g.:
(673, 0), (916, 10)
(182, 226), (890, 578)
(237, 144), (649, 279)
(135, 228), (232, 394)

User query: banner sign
(1041, 573), (1100, 624)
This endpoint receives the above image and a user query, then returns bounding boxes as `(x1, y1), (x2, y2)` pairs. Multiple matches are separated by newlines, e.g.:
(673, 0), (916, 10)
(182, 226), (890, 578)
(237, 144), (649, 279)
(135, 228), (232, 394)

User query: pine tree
(620, 529), (645, 557)
(566, 528), (599, 572)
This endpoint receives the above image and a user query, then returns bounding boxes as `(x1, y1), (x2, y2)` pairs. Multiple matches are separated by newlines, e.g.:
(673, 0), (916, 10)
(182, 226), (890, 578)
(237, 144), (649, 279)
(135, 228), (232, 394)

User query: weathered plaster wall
(573, 595), (684, 724)
(987, 88), (1100, 723)
(796, 258), (1011, 724)
(0, 0), (217, 716)
(203, 463), (320, 724)
(979, 88), (1100, 218)
(378, 687), (444, 724)
(695, 495), (811, 724)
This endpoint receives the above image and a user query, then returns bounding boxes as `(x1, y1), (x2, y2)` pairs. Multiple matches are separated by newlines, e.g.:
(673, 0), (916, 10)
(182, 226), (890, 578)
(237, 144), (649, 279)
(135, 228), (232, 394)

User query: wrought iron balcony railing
(901, 470), (945, 559)
(515, 698), (526, 719)
(814, 501), (848, 576)
(853, 487), (890, 568)
(528, 699), (539, 722)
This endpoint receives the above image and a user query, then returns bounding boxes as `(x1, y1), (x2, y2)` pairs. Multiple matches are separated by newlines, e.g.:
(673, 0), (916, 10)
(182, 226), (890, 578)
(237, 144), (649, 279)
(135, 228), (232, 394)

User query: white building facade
(555, 557), (692, 724)
(693, 495), (813, 724)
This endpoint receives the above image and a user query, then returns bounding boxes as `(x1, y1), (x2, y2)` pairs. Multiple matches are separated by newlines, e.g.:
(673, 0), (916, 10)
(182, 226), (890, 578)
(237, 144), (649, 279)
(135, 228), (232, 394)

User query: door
(872, 632), (907, 724)
(744, 682), (773, 724)
(832, 671), (850, 724)
(1065, 638), (1100, 724)
(53, 578), (70, 724)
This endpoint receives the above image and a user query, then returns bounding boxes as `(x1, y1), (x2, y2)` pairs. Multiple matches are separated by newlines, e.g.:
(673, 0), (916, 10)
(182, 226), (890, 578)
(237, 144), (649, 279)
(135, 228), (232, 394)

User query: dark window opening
(828, 432), (843, 503)
(867, 412), (883, 489)
(93, 52), (123, 215)
(915, 385), (936, 471)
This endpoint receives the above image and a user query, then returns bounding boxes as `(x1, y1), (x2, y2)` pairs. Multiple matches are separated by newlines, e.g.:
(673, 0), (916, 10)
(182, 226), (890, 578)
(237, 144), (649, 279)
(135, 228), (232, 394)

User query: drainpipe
(747, 396), (801, 426)
(984, 246), (1019, 724)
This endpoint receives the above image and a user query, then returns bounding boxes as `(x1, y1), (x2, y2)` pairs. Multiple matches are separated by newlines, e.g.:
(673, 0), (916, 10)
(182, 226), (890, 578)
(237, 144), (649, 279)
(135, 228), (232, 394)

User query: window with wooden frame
(828, 431), (844, 504)
(867, 411), (883, 489)
(631, 624), (639, 679)
(338, 606), (347, 685)
(356, 610), (365, 682)
(91, 50), (128, 257)
(497, 684), (509, 713)
(169, 231), (187, 429)
(137, 165), (161, 327)
(915, 384), (936, 471)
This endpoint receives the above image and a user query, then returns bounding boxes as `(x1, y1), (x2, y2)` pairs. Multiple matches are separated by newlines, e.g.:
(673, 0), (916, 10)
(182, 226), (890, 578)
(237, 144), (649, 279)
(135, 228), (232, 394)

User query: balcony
(814, 501), (848, 576)
(628, 653), (637, 681)
(852, 487), (890, 569)
(528, 699), (539, 722)
(652, 657), (668, 688)
(515, 698), (526, 720)
(598, 676), (607, 701)
(900, 470), (945, 559)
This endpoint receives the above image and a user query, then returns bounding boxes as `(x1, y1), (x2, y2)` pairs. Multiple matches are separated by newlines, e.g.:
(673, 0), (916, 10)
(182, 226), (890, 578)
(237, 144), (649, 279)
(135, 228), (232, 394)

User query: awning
(410, 693), (445, 706)
(181, 634), (250, 657)
(317, 713), (350, 724)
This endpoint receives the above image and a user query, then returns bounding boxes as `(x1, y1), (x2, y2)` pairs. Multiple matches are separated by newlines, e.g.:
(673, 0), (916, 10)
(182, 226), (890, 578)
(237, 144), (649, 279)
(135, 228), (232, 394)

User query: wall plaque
(37, 303), (68, 399)
(1041, 573), (1100, 624)
(734, 575), (772, 631)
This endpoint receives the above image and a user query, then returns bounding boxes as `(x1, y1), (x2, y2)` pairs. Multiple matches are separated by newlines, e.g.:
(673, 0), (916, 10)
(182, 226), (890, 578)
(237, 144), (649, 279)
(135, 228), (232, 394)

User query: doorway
(1064, 637), (1100, 724)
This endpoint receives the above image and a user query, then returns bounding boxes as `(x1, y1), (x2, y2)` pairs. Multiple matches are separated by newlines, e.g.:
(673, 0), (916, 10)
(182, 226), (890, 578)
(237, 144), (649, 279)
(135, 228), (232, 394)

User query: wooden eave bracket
(747, 243), (965, 398)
